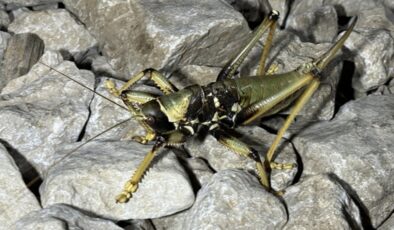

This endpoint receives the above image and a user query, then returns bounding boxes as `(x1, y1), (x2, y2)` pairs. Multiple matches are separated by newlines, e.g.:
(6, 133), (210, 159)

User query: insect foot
(116, 180), (139, 203)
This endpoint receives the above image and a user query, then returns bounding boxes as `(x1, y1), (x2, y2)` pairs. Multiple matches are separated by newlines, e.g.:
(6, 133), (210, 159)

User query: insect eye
(146, 116), (155, 125)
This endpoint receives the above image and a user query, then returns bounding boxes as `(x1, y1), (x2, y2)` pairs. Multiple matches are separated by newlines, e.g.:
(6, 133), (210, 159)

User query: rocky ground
(0, 0), (393, 229)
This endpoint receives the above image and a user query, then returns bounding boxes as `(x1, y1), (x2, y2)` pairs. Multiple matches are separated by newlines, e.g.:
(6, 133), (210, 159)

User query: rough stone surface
(40, 141), (195, 220)
(1, 33), (44, 90)
(0, 30), (10, 61)
(287, 5), (338, 43)
(91, 55), (119, 78)
(289, 0), (394, 96)
(8, 9), (98, 62)
(283, 174), (363, 229)
(378, 213), (394, 230)
(180, 169), (287, 229)
(0, 50), (94, 174)
(346, 8), (394, 96)
(82, 77), (141, 142)
(0, 10), (10, 28)
(293, 95), (394, 227)
(186, 126), (298, 191)
(14, 204), (121, 230)
(0, 0), (60, 10)
(0, 143), (41, 230)
(63, 0), (250, 80)
(170, 65), (221, 89)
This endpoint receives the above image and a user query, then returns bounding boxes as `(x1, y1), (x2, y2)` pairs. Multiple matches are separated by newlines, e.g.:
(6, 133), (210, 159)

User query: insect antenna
(38, 61), (129, 111)
(20, 62), (135, 191)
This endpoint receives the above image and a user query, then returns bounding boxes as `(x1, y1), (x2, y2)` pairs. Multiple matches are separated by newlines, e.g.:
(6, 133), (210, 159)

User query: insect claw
(116, 181), (138, 203)
(105, 79), (121, 97)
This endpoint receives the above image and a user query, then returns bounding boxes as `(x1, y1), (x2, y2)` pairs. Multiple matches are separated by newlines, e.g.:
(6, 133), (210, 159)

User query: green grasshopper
(41, 10), (357, 204)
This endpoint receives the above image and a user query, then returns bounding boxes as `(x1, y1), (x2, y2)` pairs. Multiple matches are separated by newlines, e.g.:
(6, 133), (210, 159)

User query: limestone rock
(287, 5), (338, 43)
(0, 51), (94, 174)
(14, 204), (122, 230)
(293, 95), (394, 227)
(186, 126), (298, 191)
(8, 9), (98, 63)
(0, 143), (41, 230)
(1, 0), (60, 10)
(1, 33), (44, 90)
(378, 213), (394, 230)
(283, 174), (363, 229)
(0, 10), (10, 28)
(63, 0), (250, 80)
(180, 169), (287, 229)
(40, 141), (195, 220)
(0, 30), (10, 63)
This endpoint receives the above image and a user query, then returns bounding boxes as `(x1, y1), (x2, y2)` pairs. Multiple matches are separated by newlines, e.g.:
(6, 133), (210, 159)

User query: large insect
(94, 10), (358, 203)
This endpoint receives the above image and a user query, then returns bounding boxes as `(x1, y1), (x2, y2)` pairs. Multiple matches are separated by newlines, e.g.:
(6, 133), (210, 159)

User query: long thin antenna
(27, 118), (132, 189)
(38, 61), (129, 111)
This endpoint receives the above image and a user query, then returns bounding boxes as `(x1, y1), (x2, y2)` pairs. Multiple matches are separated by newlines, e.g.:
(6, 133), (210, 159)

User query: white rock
(283, 174), (363, 229)
(293, 95), (394, 227)
(8, 9), (98, 62)
(0, 51), (94, 174)
(63, 0), (250, 80)
(40, 141), (195, 220)
(0, 143), (41, 230)
(82, 77), (140, 141)
(14, 204), (122, 230)
(180, 169), (287, 229)
(1, 0), (59, 10)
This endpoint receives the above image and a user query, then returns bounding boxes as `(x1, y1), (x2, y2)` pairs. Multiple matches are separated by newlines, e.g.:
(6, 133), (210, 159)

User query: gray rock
(63, 0), (250, 80)
(0, 143), (41, 230)
(378, 213), (394, 230)
(346, 8), (394, 96)
(186, 126), (298, 192)
(180, 169), (287, 229)
(91, 55), (119, 79)
(283, 174), (363, 229)
(31, 2), (59, 11)
(1, 0), (60, 10)
(293, 95), (394, 227)
(8, 9), (98, 63)
(0, 30), (10, 61)
(183, 157), (214, 187)
(40, 141), (195, 220)
(123, 219), (156, 230)
(288, 0), (394, 96)
(0, 10), (10, 29)
(151, 158), (213, 230)
(0, 33), (44, 91)
(82, 77), (142, 142)
(0, 51), (94, 175)
(290, 0), (378, 16)
(287, 5), (338, 43)
(14, 204), (122, 230)
(170, 65), (221, 89)
(223, 0), (274, 26)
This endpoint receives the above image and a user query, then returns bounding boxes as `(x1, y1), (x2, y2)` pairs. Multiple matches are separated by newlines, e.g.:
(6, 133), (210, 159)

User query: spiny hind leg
(105, 68), (177, 97)
(265, 79), (320, 165)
